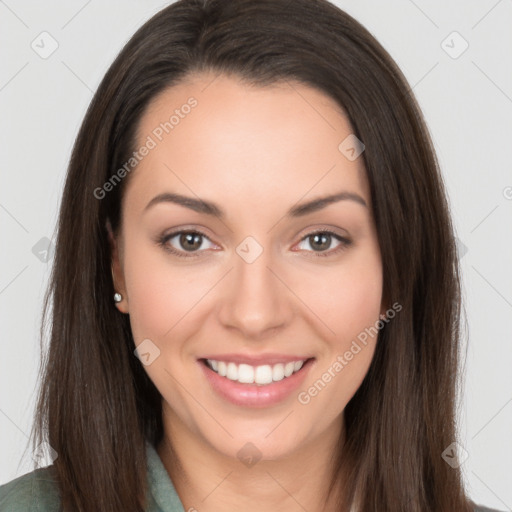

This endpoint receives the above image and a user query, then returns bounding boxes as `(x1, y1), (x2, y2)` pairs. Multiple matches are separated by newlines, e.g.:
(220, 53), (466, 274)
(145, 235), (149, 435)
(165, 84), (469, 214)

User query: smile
(205, 359), (306, 386)
(199, 357), (315, 407)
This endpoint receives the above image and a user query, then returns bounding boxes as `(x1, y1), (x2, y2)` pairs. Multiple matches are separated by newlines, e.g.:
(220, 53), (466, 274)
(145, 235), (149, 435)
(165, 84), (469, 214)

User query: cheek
(121, 242), (193, 343)
(299, 249), (383, 344)
(309, 253), (382, 405)
(294, 247), (382, 404)
(335, 270), (383, 336)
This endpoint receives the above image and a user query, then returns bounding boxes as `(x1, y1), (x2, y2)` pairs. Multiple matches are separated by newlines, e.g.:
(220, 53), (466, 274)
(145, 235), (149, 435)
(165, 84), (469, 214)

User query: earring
(111, 265), (122, 303)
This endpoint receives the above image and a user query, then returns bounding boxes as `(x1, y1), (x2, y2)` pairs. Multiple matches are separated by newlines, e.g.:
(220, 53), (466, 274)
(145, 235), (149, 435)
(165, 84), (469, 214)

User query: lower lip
(199, 358), (314, 408)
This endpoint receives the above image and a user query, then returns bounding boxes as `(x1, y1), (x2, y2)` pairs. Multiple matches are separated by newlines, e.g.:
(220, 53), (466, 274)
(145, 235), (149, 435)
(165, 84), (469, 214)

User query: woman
(0, 0), (502, 510)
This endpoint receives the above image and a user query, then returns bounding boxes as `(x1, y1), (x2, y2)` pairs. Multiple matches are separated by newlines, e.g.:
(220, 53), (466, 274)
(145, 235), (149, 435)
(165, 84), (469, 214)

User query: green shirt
(0, 442), (503, 511)
(0, 441), (185, 511)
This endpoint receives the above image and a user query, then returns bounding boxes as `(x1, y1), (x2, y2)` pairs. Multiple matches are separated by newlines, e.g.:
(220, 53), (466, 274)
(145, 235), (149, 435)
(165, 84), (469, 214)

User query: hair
(27, 0), (474, 510)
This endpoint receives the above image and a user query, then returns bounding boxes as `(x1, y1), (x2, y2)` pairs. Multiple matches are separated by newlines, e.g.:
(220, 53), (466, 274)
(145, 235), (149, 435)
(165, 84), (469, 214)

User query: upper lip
(200, 354), (314, 366)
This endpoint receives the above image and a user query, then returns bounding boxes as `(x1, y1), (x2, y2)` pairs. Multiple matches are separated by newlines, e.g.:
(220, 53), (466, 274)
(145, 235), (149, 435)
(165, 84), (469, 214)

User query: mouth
(202, 358), (310, 385)
(198, 356), (315, 407)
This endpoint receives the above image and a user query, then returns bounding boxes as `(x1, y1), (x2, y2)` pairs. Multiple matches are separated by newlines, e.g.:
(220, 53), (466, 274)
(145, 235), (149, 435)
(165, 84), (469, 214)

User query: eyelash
(156, 229), (352, 259)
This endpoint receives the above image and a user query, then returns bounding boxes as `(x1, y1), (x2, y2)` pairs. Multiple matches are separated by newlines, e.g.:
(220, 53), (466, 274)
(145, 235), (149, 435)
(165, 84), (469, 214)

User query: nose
(217, 242), (293, 340)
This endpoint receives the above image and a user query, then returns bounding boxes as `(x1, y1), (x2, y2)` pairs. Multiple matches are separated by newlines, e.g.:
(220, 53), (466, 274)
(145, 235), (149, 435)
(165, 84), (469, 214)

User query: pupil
(181, 233), (202, 251)
(311, 233), (330, 251)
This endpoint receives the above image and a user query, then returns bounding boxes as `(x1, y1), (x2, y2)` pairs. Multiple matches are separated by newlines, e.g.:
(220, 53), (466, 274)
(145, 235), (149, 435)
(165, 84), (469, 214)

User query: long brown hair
(29, 0), (472, 510)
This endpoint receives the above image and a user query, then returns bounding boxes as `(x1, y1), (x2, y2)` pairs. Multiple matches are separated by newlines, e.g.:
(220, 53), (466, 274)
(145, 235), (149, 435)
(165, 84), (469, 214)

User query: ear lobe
(106, 219), (129, 314)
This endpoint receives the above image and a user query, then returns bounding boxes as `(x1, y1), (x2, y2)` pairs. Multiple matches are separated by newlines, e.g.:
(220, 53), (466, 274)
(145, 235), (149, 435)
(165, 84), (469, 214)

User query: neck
(157, 406), (346, 512)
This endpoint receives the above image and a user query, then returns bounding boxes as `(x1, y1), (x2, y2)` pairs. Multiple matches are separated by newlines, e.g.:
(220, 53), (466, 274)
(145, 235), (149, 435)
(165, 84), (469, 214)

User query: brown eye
(178, 232), (203, 251)
(158, 230), (216, 258)
(296, 230), (352, 257)
(308, 233), (332, 251)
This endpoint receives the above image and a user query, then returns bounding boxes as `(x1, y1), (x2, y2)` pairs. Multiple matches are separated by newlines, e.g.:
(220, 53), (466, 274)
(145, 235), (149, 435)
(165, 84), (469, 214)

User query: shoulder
(0, 465), (60, 511)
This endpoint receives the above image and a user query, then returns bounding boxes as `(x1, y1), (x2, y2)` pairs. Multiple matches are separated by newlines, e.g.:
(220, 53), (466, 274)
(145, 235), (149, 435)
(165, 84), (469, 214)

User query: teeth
(217, 361), (227, 377)
(255, 365), (273, 385)
(226, 362), (238, 381)
(272, 363), (285, 382)
(206, 359), (307, 385)
(284, 362), (295, 377)
(238, 364), (254, 383)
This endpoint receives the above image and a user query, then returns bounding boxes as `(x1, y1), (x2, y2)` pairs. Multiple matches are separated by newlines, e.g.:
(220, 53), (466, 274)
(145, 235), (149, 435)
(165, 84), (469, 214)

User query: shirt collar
(145, 440), (185, 512)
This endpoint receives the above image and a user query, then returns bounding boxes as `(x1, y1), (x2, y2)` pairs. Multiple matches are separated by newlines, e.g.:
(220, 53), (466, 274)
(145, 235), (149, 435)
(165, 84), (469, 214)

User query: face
(110, 72), (385, 462)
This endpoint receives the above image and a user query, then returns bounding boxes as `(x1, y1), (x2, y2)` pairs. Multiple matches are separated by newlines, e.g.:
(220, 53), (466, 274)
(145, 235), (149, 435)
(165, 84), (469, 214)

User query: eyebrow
(143, 190), (367, 219)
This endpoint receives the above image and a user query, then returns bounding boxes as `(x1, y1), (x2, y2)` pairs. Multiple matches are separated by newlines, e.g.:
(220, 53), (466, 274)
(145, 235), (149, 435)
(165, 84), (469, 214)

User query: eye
(295, 230), (352, 257)
(156, 228), (352, 259)
(157, 230), (217, 258)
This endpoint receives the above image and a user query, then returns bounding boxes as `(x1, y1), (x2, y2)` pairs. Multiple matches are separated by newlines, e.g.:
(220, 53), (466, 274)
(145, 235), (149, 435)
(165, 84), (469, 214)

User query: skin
(110, 72), (386, 512)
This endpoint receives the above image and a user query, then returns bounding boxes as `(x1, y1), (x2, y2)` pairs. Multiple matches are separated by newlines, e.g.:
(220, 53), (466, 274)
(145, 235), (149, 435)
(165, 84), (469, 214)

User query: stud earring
(111, 265), (123, 304)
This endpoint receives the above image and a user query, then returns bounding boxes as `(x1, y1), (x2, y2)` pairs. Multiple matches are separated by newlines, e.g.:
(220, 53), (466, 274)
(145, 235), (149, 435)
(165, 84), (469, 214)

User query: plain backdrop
(1, 1), (511, 510)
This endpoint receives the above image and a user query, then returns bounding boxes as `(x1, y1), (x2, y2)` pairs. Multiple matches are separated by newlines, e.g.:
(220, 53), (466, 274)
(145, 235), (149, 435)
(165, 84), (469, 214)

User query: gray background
(1, 1), (511, 509)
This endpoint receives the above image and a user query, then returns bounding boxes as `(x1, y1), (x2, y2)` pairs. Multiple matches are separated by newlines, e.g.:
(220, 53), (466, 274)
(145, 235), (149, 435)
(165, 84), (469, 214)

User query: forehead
(123, 72), (370, 218)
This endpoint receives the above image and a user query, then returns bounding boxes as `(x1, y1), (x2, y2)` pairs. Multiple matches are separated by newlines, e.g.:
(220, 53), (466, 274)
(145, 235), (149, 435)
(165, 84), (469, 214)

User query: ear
(379, 293), (389, 320)
(106, 219), (129, 314)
